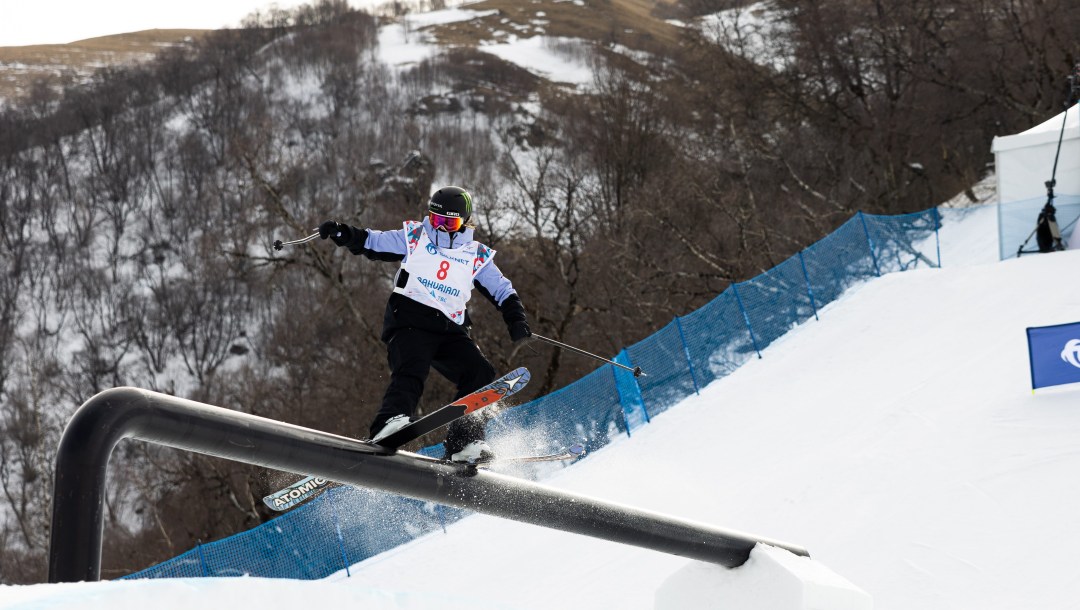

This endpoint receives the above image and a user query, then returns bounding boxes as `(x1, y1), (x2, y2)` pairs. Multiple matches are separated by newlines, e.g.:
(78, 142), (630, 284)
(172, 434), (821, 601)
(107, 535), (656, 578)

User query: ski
(263, 475), (338, 511)
(375, 366), (531, 449)
(262, 367), (531, 512)
(457, 442), (587, 467)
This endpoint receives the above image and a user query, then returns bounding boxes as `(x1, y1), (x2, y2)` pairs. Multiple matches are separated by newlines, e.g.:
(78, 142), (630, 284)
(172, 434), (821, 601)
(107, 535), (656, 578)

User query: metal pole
(532, 334), (646, 377)
(858, 211), (882, 276)
(49, 387), (806, 582)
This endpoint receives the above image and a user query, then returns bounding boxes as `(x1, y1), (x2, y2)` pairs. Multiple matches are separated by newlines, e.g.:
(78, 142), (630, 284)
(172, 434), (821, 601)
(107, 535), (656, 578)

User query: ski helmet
(428, 186), (473, 232)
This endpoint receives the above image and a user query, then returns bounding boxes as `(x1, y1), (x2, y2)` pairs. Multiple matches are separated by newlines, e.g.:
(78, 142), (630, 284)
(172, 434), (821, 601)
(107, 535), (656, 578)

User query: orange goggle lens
(429, 212), (464, 232)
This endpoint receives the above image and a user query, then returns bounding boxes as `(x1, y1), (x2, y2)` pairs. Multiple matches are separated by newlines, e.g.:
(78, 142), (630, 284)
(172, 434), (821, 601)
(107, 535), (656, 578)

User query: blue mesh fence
(733, 255), (818, 353)
(863, 208), (943, 272)
(679, 289), (756, 387)
(801, 215), (881, 307)
(626, 320), (702, 420)
(487, 363), (628, 453)
(123, 207), (940, 581)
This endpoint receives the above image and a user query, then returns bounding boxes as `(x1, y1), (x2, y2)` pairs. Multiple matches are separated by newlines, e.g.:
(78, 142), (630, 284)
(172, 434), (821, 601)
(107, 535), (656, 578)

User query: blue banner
(1027, 322), (1080, 390)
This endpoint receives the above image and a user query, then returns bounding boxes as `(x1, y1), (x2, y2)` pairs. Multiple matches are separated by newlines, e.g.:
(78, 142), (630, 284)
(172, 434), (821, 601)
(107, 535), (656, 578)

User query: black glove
(509, 320), (532, 343)
(318, 220), (353, 247)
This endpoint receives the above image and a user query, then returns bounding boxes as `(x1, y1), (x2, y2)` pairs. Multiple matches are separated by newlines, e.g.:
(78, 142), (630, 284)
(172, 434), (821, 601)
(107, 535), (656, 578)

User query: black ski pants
(369, 327), (497, 455)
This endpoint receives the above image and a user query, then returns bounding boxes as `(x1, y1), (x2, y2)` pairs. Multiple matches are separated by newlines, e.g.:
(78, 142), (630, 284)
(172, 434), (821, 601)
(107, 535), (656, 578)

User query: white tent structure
(991, 104), (1080, 257)
(992, 104), (1080, 202)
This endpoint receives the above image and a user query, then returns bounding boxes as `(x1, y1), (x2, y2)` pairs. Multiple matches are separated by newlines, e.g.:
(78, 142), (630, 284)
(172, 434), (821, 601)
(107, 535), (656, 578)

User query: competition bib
(393, 221), (494, 324)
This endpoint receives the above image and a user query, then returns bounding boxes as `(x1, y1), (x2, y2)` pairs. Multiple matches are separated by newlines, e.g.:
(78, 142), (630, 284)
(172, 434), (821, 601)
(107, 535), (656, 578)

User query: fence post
(797, 251), (819, 321)
(436, 504), (448, 534)
(858, 211), (882, 276)
(611, 364), (633, 438)
(327, 489), (351, 578)
(933, 207), (942, 267)
(195, 540), (209, 577)
(612, 351), (649, 434)
(674, 316), (700, 395)
(731, 283), (762, 359)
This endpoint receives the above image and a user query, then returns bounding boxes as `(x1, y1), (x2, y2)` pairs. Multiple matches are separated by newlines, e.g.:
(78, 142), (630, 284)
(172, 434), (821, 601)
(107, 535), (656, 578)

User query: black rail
(49, 387), (808, 582)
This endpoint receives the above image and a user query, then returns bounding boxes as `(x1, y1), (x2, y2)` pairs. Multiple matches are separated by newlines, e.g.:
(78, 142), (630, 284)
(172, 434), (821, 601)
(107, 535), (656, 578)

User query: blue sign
(1027, 321), (1080, 390)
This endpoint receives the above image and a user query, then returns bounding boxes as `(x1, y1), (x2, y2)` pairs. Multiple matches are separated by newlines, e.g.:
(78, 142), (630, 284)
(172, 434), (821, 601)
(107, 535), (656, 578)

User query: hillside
(2, 0), (1078, 585)
(0, 0), (684, 106)
(0, 30), (204, 104)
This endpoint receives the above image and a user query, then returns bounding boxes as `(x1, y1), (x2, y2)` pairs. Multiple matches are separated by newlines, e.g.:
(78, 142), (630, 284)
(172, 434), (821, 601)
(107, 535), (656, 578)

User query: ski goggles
(429, 211), (465, 232)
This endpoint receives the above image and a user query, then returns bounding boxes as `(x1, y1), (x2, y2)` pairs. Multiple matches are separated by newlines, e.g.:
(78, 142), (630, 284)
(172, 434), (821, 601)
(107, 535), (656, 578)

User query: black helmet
(428, 186), (473, 224)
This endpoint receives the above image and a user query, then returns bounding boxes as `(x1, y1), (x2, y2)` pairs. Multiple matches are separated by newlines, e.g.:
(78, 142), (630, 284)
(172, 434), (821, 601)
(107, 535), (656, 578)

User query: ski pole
(532, 333), (646, 377)
(273, 231), (320, 251)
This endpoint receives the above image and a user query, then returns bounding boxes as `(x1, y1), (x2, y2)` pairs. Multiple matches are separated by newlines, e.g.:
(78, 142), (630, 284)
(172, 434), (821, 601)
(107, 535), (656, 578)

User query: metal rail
(49, 387), (808, 582)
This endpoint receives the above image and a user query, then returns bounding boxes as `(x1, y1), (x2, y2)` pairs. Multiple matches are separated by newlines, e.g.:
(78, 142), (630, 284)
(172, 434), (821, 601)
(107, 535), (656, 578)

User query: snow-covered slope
(331, 203), (1080, 610)
(7, 203), (1080, 609)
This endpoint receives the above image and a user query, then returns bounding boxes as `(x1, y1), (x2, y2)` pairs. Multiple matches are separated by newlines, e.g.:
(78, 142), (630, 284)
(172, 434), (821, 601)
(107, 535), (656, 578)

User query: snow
(404, 7), (498, 30)
(699, 2), (792, 72)
(375, 6), (503, 68)
(934, 202), (1000, 267)
(0, 577), (497, 610)
(7, 197), (1080, 609)
(375, 5), (594, 87)
(655, 545), (871, 609)
(480, 36), (593, 87)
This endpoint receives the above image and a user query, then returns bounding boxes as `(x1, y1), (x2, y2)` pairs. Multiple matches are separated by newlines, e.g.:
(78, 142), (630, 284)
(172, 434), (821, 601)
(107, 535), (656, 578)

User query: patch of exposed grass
(0, 29), (205, 104)
(0, 2), (686, 105)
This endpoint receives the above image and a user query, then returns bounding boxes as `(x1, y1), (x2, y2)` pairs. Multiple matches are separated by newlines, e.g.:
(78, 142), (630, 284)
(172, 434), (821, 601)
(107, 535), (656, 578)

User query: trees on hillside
(693, 0), (1079, 220)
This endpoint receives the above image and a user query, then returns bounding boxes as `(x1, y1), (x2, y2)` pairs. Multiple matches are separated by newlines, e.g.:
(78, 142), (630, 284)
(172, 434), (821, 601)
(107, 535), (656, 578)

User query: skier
(318, 186), (532, 462)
